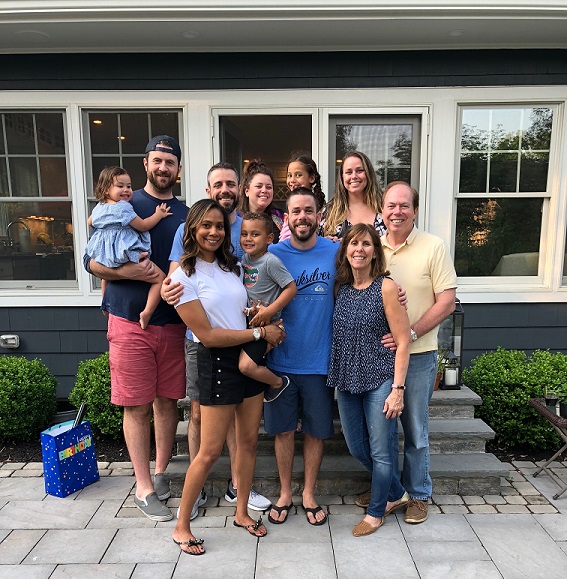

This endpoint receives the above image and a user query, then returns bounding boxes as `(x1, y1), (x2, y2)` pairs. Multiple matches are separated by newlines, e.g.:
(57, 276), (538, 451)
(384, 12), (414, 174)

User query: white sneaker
(224, 479), (272, 511)
(176, 488), (208, 521)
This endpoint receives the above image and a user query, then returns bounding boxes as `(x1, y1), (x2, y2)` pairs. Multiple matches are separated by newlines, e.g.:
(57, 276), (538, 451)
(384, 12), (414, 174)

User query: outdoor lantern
(438, 298), (464, 390)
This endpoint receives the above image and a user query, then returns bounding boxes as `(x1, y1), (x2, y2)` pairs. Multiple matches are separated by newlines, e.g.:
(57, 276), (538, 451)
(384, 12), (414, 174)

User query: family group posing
(84, 135), (457, 556)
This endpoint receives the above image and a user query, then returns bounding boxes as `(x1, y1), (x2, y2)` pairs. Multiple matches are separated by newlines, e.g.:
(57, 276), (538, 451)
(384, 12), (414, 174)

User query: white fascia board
(1, 1), (567, 19)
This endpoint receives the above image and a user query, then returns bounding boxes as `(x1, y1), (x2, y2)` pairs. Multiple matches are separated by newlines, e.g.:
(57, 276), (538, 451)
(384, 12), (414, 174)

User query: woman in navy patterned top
(328, 223), (411, 537)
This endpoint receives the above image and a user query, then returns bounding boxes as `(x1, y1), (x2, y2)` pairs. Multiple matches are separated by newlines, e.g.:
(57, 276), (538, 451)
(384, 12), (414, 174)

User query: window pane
(461, 110), (490, 151)
(9, 157), (39, 197)
(36, 113), (65, 155)
(459, 152), (487, 193)
(0, 158), (8, 197)
(150, 113), (179, 140)
(91, 156), (121, 192)
(520, 151), (549, 192)
(122, 157), (147, 192)
(522, 108), (552, 150)
(489, 152), (518, 193)
(120, 113), (150, 155)
(5, 113), (36, 154)
(455, 198), (542, 276)
(39, 157), (68, 197)
(89, 113), (119, 154)
(0, 201), (75, 281)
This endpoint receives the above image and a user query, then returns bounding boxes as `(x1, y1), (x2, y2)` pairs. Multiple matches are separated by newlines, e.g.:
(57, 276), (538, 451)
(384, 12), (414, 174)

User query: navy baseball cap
(145, 135), (182, 162)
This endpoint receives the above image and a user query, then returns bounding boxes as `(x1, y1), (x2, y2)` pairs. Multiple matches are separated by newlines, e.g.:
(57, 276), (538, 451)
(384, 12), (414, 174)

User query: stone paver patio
(0, 458), (566, 577)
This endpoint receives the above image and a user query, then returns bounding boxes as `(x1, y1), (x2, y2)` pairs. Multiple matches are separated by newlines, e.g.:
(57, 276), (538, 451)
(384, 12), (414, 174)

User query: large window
(0, 111), (74, 284)
(454, 106), (554, 278)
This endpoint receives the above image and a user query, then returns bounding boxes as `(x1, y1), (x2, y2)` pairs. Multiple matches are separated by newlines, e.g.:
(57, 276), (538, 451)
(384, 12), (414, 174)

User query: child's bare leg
(238, 350), (283, 388)
(140, 269), (166, 329)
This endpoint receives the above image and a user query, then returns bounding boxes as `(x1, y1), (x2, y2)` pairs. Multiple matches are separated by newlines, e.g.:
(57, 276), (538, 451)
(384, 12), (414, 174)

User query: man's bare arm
(88, 252), (160, 283)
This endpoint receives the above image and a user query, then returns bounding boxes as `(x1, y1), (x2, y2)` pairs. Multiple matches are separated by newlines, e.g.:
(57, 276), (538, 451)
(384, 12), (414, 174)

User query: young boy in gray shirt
(238, 212), (297, 402)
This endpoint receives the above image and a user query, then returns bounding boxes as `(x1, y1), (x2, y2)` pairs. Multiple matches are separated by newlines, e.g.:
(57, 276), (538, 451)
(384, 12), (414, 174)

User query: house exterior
(0, 2), (566, 398)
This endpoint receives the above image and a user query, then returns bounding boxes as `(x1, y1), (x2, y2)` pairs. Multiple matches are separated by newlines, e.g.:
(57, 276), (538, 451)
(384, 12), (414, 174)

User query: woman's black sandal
(173, 537), (205, 555)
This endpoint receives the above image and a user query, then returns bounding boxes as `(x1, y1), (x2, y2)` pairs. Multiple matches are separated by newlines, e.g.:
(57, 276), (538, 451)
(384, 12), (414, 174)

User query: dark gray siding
(1, 303), (566, 398)
(0, 49), (567, 90)
(462, 303), (567, 367)
(0, 307), (107, 398)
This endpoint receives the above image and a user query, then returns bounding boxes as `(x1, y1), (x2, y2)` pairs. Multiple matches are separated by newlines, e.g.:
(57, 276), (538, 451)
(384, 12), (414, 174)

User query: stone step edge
(166, 452), (508, 480)
(177, 385), (482, 410)
(175, 417), (495, 441)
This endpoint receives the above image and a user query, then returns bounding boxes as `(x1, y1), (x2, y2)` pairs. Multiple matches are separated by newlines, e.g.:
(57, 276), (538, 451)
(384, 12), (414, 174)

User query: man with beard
(164, 162), (271, 518)
(264, 187), (338, 526)
(85, 136), (188, 521)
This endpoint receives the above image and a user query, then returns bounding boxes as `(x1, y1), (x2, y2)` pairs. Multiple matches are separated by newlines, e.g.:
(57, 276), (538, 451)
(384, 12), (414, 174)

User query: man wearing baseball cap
(85, 136), (188, 521)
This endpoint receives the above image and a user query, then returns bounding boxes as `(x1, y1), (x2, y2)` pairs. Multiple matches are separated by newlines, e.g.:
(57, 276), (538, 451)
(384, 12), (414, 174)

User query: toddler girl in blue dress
(86, 166), (171, 328)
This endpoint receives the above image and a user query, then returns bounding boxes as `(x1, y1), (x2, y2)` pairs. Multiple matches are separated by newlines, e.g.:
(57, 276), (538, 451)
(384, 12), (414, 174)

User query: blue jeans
(337, 379), (405, 518)
(388, 351), (437, 501)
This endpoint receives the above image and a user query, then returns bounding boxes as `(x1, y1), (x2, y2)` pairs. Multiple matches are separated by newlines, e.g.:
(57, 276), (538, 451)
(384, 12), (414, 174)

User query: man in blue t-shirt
(85, 136), (188, 522)
(264, 187), (339, 527)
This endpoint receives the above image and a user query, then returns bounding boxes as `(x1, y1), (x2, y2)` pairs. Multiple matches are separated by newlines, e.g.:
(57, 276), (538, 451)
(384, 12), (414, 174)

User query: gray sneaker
(153, 473), (171, 501)
(176, 488), (208, 521)
(264, 375), (290, 403)
(134, 492), (173, 522)
(225, 479), (272, 511)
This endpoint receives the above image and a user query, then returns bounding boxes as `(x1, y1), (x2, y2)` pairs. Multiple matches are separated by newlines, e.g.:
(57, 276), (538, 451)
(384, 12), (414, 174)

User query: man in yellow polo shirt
(379, 181), (457, 524)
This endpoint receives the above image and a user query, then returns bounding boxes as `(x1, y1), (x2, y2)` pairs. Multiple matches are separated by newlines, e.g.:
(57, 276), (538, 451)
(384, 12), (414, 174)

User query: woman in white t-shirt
(170, 199), (285, 556)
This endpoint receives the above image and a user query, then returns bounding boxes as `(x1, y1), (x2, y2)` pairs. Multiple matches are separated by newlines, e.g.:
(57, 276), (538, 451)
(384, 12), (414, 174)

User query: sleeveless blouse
(327, 276), (395, 394)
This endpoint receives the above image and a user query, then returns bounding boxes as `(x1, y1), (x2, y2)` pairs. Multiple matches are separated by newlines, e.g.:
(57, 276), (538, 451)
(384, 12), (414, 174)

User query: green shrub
(0, 356), (57, 441)
(463, 347), (562, 450)
(69, 353), (123, 438)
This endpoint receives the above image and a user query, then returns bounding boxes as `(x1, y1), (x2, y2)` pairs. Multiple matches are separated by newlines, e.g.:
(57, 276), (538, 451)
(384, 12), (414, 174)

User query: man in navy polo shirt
(85, 136), (188, 521)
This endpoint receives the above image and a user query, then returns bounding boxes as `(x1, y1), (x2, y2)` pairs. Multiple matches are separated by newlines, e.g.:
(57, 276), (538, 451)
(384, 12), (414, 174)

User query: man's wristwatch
(253, 328), (261, 341)
(410, 328), (418, 343)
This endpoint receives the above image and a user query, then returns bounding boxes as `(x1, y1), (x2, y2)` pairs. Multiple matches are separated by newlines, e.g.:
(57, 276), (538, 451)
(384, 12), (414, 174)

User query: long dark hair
(238, 159), (276, 215)
(335, 223), (389, 286)
(179, 199), (239, 277)
(287, 151), (325, 210)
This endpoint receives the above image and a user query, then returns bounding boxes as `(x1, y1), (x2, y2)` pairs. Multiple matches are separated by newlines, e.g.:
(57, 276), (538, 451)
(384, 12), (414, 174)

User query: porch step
(166, 452), (508, 498)
(175, 417), (494, 456)
(170, 384), (505, 496)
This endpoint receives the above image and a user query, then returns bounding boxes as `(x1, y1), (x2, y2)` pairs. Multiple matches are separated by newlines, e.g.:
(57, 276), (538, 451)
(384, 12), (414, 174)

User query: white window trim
(0, 86), (565, 306)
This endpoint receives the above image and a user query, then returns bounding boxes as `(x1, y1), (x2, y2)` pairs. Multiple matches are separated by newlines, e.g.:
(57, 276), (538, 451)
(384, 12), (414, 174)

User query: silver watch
(253, 328), (262, 341)
(410, 328), (418, 342)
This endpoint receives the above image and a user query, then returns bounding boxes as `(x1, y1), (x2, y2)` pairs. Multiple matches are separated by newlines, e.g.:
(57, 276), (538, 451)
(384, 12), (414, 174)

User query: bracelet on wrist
(391, 385), (406, 390)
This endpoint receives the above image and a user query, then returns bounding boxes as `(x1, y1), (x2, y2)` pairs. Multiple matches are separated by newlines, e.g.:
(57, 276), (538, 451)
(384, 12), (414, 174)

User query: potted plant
(555, 384), (567, 418)
(544, 385), (559, 412)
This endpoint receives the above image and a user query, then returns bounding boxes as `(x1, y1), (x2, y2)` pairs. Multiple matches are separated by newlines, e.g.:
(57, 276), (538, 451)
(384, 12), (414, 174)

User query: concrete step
(166, 452), (508, 498)
(175, 416), (495, 456)
(178, 385), (482, 421)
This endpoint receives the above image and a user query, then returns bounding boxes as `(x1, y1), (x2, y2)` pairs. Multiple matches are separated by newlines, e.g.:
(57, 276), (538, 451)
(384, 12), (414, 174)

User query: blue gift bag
(41, 420), (99, 498)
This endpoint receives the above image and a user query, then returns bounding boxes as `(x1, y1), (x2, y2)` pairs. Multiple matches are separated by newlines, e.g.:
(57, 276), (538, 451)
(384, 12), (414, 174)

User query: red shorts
(107, 314), (185, 406)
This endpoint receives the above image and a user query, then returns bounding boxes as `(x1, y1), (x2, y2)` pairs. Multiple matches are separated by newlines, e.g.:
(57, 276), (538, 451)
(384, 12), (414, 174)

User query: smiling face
(206, 168), (240, 214)
(106, 174), (133, 203)
(240, 218), (274, 259)
(143, 149), (180, 194)
(382, 183), (418, 239)
(341, 155), (368, 196)
(245, 173), (274, 212)
(286, 193), (320, 245)
(346, 232), (376, 273)
(195, 207), (226, 262)
(287, 161), (315, 192)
